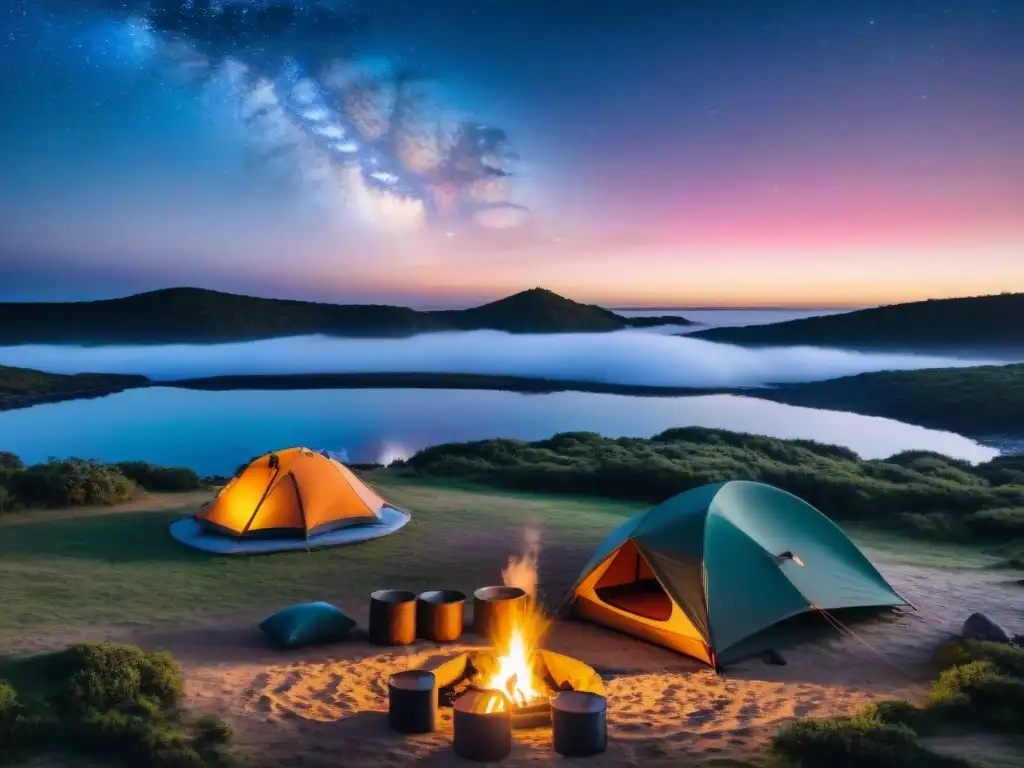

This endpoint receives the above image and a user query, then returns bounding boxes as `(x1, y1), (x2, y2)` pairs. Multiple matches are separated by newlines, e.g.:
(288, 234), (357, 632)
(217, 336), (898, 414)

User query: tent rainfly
(169, 448), (410, 554)
(561, 480), (908, 667)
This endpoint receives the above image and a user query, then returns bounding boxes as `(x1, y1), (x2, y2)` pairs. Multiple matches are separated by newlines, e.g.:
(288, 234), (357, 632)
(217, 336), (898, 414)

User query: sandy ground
(90, 560), (1016, 767)
(4, 495), (1021, 767)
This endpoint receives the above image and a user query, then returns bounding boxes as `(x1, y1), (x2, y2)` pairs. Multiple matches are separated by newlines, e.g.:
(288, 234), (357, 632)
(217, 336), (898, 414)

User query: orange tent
(197, 448), (391, 539)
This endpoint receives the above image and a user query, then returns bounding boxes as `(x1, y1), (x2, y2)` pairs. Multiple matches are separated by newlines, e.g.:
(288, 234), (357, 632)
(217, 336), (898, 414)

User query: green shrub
(48, 643), (184, 715)
(0, 643), (227, 767)
(67, 709), (205, 767)
(934, 638), (1024, 678)
(770, 712), (965, 768)
(926, 661), (1024, 731)
(8, 458), (135, 508)
(964, 507), (1024, 538)
(861, 699), (928, 732)
(115, 462), (201, 492)
(0, 456), (206, 511)
(0, 681), (16, 721)
(193, 714), (232, 745)
(406, 428), (1024, 544)
(896, 512), (964, 540)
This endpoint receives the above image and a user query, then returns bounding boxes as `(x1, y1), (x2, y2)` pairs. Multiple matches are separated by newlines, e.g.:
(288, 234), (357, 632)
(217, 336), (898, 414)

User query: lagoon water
(0, 310), (1005, 473)
(0, 387), (998, 475)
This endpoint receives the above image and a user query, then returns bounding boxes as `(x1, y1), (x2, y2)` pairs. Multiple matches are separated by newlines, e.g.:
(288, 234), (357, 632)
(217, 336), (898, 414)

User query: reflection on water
(0, 387), (998, 475)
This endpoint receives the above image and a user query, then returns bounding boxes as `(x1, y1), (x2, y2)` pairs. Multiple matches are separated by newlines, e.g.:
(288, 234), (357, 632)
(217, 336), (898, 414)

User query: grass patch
(0, 641), (231, 767)
(0, 473), (1011, 635)
(0, 479), (643, 632)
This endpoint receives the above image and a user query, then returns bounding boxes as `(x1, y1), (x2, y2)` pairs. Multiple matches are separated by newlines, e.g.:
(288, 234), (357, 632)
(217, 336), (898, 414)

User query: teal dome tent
(561, 481), (909, 667)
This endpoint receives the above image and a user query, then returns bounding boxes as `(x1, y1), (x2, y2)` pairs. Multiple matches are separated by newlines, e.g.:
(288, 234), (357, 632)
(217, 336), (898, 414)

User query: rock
(762, 649), (787, 666)
(961, 612), (1011, 644)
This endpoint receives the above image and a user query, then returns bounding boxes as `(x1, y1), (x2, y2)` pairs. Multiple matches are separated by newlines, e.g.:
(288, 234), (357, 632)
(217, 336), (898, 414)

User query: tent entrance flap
(592, 539), (673, 622)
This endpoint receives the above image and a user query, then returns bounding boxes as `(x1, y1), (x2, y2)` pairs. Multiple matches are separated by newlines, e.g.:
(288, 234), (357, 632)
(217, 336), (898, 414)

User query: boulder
(961, 612), (1011, 644)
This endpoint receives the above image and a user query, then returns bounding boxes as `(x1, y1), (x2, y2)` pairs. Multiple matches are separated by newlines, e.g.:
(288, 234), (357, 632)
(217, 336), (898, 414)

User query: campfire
(428, 530), (604, 728)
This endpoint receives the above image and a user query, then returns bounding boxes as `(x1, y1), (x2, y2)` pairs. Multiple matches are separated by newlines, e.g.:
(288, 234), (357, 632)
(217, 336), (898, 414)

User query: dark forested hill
(0, 287), (691, 344)
(691, 293), (1024, 354)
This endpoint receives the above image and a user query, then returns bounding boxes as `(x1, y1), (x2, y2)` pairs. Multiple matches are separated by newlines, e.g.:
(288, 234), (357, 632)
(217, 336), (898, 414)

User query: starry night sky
(1, 0), (1021, 307)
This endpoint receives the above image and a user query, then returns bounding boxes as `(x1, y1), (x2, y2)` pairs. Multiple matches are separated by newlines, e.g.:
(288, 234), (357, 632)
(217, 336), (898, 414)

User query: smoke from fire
(501, 527), (541, 599)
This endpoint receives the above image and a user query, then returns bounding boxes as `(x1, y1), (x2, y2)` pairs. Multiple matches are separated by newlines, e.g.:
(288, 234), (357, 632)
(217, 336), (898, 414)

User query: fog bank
(0, 330), (1003, 388)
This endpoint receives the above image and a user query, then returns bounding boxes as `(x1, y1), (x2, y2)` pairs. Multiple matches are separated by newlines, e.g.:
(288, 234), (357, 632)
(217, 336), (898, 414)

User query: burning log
(453, 688), (513, 761)
(428, 648), (604, 730)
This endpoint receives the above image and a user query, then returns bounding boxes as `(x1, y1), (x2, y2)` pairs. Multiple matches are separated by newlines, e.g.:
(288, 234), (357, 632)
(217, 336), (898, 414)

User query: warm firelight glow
(481, 620), (543, 712)
(477, 529), (550, 713)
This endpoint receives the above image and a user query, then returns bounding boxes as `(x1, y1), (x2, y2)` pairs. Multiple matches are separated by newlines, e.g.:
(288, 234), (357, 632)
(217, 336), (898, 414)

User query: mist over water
(0, 331), (1002, 388)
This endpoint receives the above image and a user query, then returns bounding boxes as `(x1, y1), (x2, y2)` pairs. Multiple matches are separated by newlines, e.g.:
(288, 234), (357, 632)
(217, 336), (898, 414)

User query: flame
(481, 619), (542, 709)
(476, 528), (549, 712)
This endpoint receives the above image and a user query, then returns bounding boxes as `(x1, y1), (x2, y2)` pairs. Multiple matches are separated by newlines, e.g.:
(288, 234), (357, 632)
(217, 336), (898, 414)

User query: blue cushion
(259, 602), (357, 648)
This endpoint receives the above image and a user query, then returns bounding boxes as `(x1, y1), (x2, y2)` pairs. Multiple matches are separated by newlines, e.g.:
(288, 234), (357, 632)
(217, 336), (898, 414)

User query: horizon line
(609, 305), (867, 312)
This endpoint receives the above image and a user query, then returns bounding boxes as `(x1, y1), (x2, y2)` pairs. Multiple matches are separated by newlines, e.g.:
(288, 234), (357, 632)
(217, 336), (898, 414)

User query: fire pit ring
(369, 589), (417, 646)
(426, 647), (605, 730)
(472, 585), (527, 641)
(452, 688), (513, 762)
(416, 590), (466, 643)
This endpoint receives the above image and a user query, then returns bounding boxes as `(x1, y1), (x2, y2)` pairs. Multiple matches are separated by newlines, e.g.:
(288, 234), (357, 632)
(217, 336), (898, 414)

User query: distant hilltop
(0, 287), (693, 345)
(691, 292), (1024, 354)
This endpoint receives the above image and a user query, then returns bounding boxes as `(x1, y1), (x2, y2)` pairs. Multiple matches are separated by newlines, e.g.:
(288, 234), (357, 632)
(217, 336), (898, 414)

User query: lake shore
(3, 366), (1023, 449)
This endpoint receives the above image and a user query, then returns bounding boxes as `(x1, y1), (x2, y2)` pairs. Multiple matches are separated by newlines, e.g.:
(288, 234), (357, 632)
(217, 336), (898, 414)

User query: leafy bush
(964, 507), (1024, 538)
(193, 715), (232, 745)
(7, 458), (135, 508)
(115, 462), (201, 492)
(772, 638), (1024, 767)
(769, 711), (965, 768)
(46, 643), (184, 715)
(925, 661), (1024, 731)
(935, 638), (1024, 678)
(896, 512), (965, 540)
(0, 681), (16, 721)
(0, 642), (229, 767)
(407, 428), (1024, 543)
(0, 454), (206, 511)
(860, 699), (928, 732)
